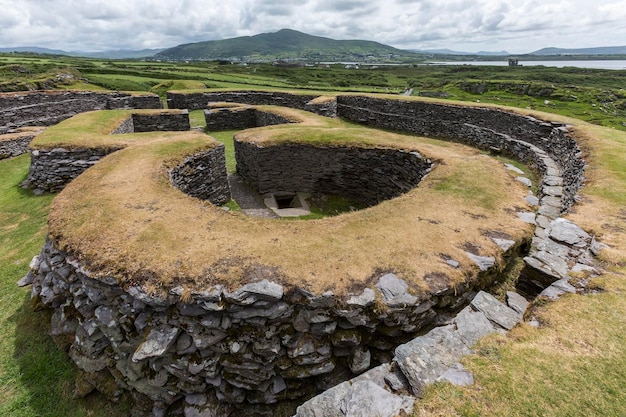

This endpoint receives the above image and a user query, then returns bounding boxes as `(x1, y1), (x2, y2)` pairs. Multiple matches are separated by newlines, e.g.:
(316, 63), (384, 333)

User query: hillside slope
(155, 28), (420, 61)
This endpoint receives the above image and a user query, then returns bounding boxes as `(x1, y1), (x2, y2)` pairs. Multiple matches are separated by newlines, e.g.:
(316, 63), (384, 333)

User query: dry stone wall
(0, 130), (41, 159)
(168, 91), (337, 117)
(336, 95), (585, 212)
(204, 106), (295, 131)
(23, 237), (524, 417)
(18, 92), (601, 417)
(235, 141), (432, 207)
(170, 146), (230, 205)
(0, 90), (162, 134)
(23, 111), (191, 194)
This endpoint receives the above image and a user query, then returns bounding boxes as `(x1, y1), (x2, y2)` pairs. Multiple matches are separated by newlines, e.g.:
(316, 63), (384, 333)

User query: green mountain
(155, 29), (421, 61)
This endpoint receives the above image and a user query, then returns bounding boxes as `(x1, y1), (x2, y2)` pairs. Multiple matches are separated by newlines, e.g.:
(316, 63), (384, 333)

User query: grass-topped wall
(23, 97), (572, 416)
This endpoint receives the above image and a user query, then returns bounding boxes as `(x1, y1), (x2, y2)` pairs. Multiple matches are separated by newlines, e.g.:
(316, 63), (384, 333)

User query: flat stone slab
(548, 218), (591, 247)
(224, 279), (284, 305)
(376, 273), (418, 307)
(436, 363), (474, 387)
(540, 278), (576, 300)
(394, 325), (470, 395)
(454, 305), (496, 346)
(504, 163), (525, 175)
(465, 252), (496, 271)
(491, 238), (516, 252)
(506, 291), (529, 315)
(294, 381), (351, 417)
(518, 212), (536, 224)
(341, 380), (414, 417)
(132, 326), (179, 362)
(470, 291), (521, 330)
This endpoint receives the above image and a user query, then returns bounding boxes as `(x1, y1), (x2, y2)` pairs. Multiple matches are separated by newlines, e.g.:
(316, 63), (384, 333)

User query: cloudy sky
(1, 0), (625, 53)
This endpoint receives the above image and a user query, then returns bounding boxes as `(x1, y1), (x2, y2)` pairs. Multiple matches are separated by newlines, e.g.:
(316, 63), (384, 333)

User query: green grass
(0, 155), (132, 417)
(207, 129), (237, 173)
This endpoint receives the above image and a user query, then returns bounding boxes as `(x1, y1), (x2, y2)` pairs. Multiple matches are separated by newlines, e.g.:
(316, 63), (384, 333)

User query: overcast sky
(1, 0), (625, 53)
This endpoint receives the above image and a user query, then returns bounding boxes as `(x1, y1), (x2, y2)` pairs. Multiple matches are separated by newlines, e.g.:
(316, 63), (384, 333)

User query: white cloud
(0, 0), (622, 53)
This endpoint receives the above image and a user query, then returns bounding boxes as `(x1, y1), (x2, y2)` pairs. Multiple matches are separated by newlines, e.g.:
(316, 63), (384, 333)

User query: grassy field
(0, 155), (132, 417)
(2, 54), (624, 129)
(1, 53), (625, 416)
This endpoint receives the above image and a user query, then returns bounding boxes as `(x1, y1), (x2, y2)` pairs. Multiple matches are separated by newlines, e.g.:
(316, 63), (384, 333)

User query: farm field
(0, 53), (625, 417)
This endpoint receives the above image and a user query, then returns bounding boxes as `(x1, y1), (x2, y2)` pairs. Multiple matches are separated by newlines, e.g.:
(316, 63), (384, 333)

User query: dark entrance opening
(275, 195), (296, 209)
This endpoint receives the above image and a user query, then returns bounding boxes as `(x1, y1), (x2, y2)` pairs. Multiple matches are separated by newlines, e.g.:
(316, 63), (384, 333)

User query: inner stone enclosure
(6, 90), (593, 417)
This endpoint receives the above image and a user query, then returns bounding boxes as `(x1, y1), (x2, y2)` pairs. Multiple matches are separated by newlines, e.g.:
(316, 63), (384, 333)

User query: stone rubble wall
(235, 141), (432, 207)
(23, 147), (119, 194)
(0, 132), (39, 159)
(170, 145), (231, 205)
(131, 111), (190, 132)
(204, 106), (295, 131)
(167, 91), (337, 117)
(23, 238), (523, 417)
(0, 91), (162, 134)
(23, 111), (192, 194)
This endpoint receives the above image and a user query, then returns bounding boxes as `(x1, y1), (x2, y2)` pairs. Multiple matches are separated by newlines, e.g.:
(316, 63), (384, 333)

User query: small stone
(17, 271), (35, 287)
(518, 212), (536, 224)
(346, 288), (376, 307)
(525, 195), (540, 206)
(548, 218), (591, 247)
(571, 263), (598, 275)
(132, 326), (179, 362)
(384, 366), (411, 392)
(491, 238), (516, 252)
(446, 259), (460, 269)
(506, 291), (529, 315)
(224, 279), (283, 305)
(540, 278), (576, 300)
(470, 291), (521, 330)
(504, 163), (525, 175)
(376, 273), (418, 306)
(348, 346), (371, 374)
(590, 238), (608, 256)
(516, 176), (532, 187)
(436, 363), (474, 386)
(465, 252), (495, 271)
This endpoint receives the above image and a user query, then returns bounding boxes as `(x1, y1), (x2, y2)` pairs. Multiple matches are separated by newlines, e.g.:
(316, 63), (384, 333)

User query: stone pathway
(294, 290), (525, 417)
(227, 173), (277, 219)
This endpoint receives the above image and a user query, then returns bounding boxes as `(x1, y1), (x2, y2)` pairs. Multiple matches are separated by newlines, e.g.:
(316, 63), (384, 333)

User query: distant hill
(411, 48), (510, 56)
(0, 46), (69, 55)
(531, 46), (626, 55)
(0, 46), (163, 59)
(156, 29), (422, 61)
(82, 49), (165, 59)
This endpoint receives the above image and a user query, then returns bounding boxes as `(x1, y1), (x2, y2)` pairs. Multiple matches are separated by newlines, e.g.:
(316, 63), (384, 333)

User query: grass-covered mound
(40, 106), (532, 296)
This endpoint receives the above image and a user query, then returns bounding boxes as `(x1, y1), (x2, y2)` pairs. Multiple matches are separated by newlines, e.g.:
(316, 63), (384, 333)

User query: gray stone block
(454, 305), (496, 347)
(470, 291), (521, 330)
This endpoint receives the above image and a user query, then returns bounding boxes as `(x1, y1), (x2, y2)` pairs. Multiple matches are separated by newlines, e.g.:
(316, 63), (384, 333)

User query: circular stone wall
(18, 94), (588, 416)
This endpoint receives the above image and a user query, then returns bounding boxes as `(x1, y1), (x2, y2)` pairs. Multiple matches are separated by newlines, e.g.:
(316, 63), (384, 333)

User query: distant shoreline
(426, 60), (626, 70)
